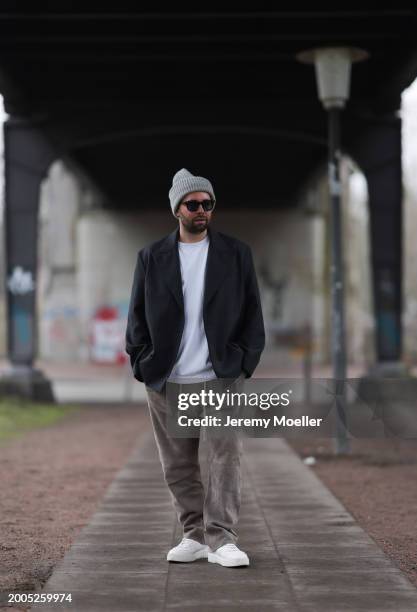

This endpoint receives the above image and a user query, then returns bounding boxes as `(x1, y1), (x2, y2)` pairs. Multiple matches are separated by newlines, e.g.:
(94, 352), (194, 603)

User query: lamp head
(296, 46), (369, 109)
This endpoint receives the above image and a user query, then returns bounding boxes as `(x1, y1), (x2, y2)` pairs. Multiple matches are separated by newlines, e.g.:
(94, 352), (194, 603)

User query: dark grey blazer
(125, 225), (265, 392)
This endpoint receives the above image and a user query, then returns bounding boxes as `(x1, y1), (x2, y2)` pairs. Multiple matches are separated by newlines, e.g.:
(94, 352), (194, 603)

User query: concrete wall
(293, 156), (375, 369)
(76, 210), (174, 362)
(32, 157), (376, 369)
(75, 207), (313, 366)
(343, 162), (375, 366)
(36, 160), (319, 365)
(37, 160), (100, 361)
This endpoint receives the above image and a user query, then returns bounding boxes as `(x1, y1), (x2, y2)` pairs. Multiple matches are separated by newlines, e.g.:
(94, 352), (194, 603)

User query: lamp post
(296, 47), (368, 455)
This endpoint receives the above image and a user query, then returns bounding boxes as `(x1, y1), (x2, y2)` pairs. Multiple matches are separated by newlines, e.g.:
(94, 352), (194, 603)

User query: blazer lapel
(152, 228), (184, 310)
(152, 226), (234, 311)
(204, 227), (234, 307)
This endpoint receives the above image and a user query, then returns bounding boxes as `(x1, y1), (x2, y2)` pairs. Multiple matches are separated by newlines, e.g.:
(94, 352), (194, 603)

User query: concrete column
(349, 116), (404, 374)
(1, 119), (56, 400)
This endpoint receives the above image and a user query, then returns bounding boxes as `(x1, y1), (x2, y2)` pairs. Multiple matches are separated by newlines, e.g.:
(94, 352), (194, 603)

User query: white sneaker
(167, 538), (209, 562)
(208, 543), (250, 567)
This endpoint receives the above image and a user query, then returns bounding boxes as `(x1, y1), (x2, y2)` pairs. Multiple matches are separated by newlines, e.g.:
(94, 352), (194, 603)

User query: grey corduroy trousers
(145, 375), (244, 552)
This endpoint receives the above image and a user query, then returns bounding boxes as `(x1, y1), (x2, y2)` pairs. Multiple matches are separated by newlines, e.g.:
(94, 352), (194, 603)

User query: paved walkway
(32, 415), (417, 612)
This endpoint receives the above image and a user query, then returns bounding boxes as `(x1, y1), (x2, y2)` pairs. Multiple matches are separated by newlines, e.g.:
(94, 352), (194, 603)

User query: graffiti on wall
(7, 266), (35, 295)
(42, 305), (79, 358)
(89, 303), (128, 364)
(11, 303), (31, 351)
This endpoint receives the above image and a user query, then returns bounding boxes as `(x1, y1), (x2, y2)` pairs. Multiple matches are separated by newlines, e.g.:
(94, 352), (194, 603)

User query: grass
(0, 397), (82, 445)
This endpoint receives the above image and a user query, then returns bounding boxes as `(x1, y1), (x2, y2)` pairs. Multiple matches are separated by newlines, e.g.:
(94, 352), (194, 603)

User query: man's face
(176, 191), (214, 234)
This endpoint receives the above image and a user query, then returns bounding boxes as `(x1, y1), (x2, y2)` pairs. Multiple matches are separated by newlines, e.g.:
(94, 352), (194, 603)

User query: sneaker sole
(167, 547), (209, 562)
(207, 552), (250, 567)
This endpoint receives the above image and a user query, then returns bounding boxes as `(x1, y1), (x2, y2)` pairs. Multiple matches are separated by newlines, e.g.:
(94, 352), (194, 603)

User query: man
(125, 168), (265, 567)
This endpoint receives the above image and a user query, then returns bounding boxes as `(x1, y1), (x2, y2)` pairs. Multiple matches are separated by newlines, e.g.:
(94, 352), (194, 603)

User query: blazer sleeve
(125, 250), (152, 380)
(239, 245), (266, 377)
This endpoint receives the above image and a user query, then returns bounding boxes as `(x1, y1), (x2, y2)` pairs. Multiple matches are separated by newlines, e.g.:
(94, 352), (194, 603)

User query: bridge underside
(1, 7), (416, 385)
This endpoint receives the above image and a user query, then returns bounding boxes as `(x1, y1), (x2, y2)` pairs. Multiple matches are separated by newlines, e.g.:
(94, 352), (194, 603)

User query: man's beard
(180, 215), (209, 234)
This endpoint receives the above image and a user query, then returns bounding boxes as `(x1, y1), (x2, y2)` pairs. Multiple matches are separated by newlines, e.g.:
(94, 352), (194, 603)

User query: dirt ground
(0, 403), (149, 612)
(1, 404), (417, 610)
(287, 435), (417, 589)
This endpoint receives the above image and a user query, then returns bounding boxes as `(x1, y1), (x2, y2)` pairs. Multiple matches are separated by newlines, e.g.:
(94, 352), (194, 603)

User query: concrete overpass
(1, 7), (416, 396)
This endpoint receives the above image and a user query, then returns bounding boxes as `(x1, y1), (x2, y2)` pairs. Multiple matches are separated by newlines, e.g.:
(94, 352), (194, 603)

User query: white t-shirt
(167, 234), (217, 383)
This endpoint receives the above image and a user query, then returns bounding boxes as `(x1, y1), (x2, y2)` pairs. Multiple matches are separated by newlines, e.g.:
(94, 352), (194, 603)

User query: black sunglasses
(181, 199), (215, 212)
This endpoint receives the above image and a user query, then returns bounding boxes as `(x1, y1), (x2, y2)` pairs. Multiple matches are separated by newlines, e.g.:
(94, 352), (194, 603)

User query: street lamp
(296, 47), (369, 455)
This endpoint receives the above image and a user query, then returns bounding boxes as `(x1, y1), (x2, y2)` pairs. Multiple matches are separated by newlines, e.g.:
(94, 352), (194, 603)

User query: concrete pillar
(349, 116), (405, 375)
(1, 119), (56, 400)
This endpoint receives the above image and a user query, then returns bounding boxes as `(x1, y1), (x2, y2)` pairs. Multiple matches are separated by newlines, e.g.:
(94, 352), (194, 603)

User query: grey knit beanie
(169, 168), (216, 217)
